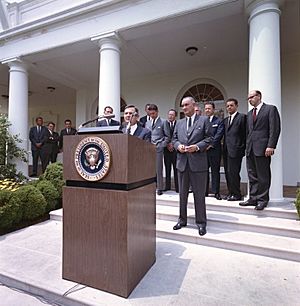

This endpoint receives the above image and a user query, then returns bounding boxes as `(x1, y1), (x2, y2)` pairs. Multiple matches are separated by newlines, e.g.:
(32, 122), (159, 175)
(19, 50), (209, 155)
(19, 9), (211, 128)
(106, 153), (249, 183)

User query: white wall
(28, 87), (76, 136)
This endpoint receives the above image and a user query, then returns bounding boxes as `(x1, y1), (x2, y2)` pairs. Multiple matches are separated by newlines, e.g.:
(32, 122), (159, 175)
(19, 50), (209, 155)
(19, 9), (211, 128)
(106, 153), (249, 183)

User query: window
(181, 83), (225, 119)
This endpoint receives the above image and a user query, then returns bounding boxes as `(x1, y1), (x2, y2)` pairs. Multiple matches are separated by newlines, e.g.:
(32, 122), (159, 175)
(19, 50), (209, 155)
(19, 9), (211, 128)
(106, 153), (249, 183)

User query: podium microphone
(79, 114), (116, 128)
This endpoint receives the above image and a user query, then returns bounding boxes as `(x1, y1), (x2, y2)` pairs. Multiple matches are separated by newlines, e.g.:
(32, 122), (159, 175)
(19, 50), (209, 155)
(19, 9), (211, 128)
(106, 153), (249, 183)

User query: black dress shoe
(239, 200), (257, 206)
(163, 188), (170, 192)
(173, 222), (187, 230)
(255, 202), (268, 210)
(214, 193), (222, 200)
(157, 190), (163, 196)
(198, 226), (207, 236)
(29, 173), (37, 177)
(227, 195), (242, 201)
(223, 194), (231, 200)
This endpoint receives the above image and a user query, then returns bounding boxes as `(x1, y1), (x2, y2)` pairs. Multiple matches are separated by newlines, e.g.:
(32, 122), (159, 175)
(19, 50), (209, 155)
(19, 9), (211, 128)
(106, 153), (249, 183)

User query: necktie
(67, 128), (69, 134)
(37, 126), (40, 134)
(127, 127), (131, 135)
(253, 108), (257, 122)
(152, 119), (155, 129)
(188, 117), (191, 128)
(229, 115), (232, 125)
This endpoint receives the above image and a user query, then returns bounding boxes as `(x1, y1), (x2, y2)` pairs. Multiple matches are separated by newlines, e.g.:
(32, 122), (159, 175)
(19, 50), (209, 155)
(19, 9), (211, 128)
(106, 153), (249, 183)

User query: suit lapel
(134, 126), (141, 136)
(255, 103), (265, 125)
(227, 112), (238, 130)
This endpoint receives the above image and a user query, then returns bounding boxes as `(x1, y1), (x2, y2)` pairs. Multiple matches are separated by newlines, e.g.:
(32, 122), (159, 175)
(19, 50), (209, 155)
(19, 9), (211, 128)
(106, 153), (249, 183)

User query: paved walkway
(0, 219), (299, 306)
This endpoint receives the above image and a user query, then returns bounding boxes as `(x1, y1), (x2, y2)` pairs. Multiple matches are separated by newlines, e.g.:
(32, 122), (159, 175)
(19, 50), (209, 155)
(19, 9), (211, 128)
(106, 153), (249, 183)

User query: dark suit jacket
(173, 115), (213, 172)
(42, 130), (59, 155)
(165, 120), (176, 141)
(246, 103), (281, 156)
(121, 124), (151, 142)
(29, 125), (48, 151)
(223, 112), (247, 158)
(96, 118), (120, 127)
(59, 127), (77, 150)
(139, 115), (149, 128)
(146, 117), (169, 152)
(207, 115), (224, 157)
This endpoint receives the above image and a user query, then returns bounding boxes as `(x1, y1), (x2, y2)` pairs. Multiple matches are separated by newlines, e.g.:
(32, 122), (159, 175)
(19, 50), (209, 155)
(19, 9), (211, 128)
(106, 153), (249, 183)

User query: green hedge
(295, 189), (300, 219)
(0, 161), (64, 233)
(0, 189), (22, 230)
(41, 162), (64, 199)
(10, 185), (46, 221)
(36, 180), (59, 213)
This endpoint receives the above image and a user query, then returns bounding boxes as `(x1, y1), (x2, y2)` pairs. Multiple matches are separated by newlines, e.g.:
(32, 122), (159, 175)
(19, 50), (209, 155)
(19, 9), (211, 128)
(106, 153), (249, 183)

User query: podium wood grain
(62, 134), (156, 297)
(63, 134), (156, 183)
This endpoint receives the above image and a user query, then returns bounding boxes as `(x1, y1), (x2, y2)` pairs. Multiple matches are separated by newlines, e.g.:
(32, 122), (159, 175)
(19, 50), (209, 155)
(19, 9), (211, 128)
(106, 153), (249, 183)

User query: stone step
(156, 219), (300, 262)
(157, 192), (298, 220)
(157, 204), (300, 239)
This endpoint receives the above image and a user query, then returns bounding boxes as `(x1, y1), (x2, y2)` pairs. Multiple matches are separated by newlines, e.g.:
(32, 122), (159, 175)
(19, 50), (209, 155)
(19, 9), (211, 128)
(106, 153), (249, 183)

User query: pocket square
(212, 124), (218, 127)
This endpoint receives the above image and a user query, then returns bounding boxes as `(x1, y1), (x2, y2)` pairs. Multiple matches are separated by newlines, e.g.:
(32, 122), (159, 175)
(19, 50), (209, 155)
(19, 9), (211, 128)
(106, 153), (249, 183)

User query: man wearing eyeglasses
(239, 90), (281, 210)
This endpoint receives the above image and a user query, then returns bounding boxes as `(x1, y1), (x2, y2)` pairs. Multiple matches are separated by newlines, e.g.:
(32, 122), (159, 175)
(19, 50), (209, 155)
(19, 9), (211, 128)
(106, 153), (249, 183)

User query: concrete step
(50, 192), (299, 263)
(157, 204), (300, 239)
(156, 219), (300, 262)
(158, 192), (298, 220)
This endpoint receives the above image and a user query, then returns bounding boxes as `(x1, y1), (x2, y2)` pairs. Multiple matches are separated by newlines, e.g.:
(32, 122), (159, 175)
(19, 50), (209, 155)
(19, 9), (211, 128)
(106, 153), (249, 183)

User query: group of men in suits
(29, 118), (76, 177)
(172, 91), (280, 236)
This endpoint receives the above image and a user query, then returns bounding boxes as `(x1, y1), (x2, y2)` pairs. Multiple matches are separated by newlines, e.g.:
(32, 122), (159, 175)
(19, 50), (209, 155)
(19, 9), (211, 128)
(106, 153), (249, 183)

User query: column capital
(1, 56), (29, 72)
(91, 31), (121, 51)
(245, 0), (284, 22)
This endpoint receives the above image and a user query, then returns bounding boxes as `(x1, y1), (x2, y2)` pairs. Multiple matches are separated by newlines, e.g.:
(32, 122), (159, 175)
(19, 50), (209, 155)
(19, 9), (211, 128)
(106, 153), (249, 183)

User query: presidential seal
(74, 137), (111, 181)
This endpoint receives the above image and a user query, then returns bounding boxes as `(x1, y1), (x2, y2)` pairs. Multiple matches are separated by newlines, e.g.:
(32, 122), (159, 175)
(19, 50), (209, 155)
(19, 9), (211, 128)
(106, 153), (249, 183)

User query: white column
(2, 57), (29, 177)
(75, 88), (88, 128)
(247, 0), (283, 201)
(91, 32), (121, 121)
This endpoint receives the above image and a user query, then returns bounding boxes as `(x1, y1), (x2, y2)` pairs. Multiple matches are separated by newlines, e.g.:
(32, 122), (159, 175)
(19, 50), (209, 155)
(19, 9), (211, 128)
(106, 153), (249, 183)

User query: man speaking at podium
(120, 105), (151, 142)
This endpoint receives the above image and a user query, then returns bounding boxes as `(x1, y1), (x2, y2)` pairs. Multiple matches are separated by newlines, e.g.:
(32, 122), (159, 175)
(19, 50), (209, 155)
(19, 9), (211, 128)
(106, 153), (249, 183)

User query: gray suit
(246, 103), (281, 204)
(173, 115), (213, 226)
(146, 117), (169, 191)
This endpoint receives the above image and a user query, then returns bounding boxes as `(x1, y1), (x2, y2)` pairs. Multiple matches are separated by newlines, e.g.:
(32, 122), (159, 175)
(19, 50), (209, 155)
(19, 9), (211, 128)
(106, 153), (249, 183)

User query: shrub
(295, 189), (300, 219)
(0, 189), (22, 229)
(36, 180), (59, 213)
(0, 114), (27, 181)
(41, 162), (64, 199)
(10, 185), (46, 221)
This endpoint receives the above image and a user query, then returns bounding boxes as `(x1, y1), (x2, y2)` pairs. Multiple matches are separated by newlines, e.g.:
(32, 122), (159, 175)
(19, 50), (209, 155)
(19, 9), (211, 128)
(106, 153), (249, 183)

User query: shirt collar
(130, 123), (138, 135)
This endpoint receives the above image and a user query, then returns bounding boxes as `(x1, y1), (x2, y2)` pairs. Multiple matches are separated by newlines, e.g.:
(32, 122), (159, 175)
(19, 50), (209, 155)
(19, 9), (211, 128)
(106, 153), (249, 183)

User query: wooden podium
(62, 132), (156, 297)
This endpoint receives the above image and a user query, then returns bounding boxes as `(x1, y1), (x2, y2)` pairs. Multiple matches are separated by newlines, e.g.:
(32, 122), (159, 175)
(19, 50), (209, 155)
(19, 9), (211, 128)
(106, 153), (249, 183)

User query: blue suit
(206, 115), (224, 195)
(121, 124), (151, 142)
